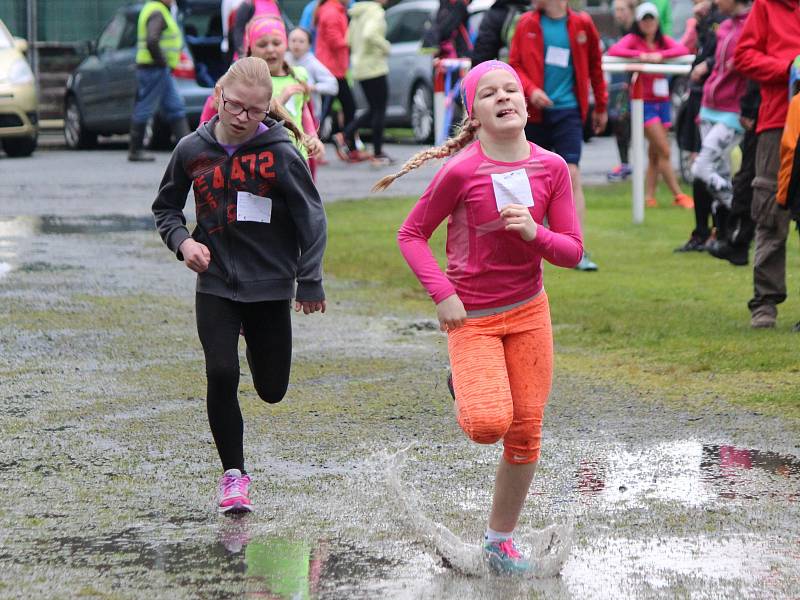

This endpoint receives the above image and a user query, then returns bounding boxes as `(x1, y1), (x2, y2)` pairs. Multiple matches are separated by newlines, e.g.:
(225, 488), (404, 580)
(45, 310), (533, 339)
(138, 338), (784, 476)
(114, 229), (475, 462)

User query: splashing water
(378, 445), (574, 579)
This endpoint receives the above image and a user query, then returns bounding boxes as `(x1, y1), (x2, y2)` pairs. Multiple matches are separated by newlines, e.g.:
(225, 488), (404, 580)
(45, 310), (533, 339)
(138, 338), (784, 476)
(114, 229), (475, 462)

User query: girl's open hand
(179, 238), (211, 273)
(436, 294), (466, 332)
(295, 299), (326, 314)
(500, 203), (538, 241)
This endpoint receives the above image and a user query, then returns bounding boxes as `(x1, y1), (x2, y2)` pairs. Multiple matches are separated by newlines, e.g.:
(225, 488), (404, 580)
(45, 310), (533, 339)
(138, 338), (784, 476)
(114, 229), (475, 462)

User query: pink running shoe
(217, 468), (253, 515)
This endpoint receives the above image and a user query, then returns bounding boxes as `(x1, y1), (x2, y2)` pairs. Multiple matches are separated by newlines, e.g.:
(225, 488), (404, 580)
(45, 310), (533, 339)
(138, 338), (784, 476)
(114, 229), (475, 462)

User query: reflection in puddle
(37, 215), (155, 234)
(576, 441), (800, 504)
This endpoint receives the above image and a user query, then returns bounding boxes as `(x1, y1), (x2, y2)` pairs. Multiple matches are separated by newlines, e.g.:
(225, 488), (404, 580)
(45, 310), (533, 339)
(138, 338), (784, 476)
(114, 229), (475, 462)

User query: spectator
(606, 0), (637, 182)
(128, 0), (190, 162)
(679, 0), (752, 254)
(422, 0), (473, 59)
(471, 0), (531, 65)
(314, 0), (361, 160)
(510, 0), (607, 271)
(607, 3), (693, 211)
(734, 0), (800, 328)
(341, 0), (394, 166)
(287, 27), (338, 119)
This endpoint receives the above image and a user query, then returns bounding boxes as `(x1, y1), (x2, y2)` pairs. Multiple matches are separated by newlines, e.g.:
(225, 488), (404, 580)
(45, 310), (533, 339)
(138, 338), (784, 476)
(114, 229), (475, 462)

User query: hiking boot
(218, 468), (253, 515)
(750, 312), (776, 329)
(674, 235), (707, 252)
(672, 193), (694, 209)
(707, 240), (748, 266)
(483, 538), (531, 575)
(574, 253), (598, 271)
(606, 163), (632, 181)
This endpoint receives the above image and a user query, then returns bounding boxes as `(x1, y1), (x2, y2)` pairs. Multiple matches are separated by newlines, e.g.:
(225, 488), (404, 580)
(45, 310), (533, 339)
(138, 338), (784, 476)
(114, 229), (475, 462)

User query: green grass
(324, 184), (800, 420)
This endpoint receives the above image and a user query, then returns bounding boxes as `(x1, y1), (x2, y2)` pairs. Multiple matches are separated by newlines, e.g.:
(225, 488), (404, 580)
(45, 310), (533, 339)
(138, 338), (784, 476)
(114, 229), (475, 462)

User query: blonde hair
(216, 56), (317, 155)
(372, 116), (479, 191)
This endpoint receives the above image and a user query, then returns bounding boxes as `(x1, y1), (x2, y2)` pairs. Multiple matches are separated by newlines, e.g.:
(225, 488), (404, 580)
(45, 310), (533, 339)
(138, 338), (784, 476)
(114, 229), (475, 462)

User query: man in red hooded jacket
(733, 0), (800, 329)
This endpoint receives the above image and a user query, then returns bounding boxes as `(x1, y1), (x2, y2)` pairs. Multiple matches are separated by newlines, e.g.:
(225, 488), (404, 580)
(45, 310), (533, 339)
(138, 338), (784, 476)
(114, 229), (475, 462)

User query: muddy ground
(0, 148), (798, 599)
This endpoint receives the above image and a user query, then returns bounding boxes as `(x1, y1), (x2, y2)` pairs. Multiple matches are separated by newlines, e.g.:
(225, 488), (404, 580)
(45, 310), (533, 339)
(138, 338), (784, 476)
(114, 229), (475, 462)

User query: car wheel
(63, 95), (97, 149)
(410, 82), (433, 144)
(2, 135), (37, 157)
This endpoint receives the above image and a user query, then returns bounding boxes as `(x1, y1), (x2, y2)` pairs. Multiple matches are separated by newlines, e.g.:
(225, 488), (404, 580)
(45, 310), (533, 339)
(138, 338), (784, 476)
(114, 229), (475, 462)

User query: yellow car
(0, 19), (37, 157)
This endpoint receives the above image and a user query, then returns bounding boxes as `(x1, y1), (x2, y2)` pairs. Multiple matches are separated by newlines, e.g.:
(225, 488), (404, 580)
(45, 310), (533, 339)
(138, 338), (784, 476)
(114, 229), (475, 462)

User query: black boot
(170, 117), (191, 144)
(128, 122), (155, 162)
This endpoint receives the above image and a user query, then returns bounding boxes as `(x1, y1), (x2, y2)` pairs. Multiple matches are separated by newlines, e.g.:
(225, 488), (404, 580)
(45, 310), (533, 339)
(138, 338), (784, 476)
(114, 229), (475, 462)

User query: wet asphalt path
(0, 144), (798, 599)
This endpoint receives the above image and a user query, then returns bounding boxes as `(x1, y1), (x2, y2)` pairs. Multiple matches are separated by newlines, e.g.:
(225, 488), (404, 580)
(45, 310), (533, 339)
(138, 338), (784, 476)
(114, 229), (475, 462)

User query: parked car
(63, 1), (226, 150)
(0, 19), (38, 157)
(351, 0), (491, 143)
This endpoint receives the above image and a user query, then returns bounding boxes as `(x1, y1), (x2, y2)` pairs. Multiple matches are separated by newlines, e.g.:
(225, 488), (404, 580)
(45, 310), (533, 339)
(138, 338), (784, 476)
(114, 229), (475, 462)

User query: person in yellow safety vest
(128, 0), (191, 162)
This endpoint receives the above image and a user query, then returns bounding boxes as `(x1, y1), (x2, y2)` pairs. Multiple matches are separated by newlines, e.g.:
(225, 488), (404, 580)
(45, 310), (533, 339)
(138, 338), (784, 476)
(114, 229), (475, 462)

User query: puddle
(575, 441), (800, 506)
(37, 215), (156, 235)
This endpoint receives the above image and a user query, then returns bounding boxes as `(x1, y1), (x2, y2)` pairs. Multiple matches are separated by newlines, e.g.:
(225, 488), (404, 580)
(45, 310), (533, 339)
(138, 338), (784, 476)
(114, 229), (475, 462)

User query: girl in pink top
(374, 61), (582, 575)
(607, 2), (693, 209)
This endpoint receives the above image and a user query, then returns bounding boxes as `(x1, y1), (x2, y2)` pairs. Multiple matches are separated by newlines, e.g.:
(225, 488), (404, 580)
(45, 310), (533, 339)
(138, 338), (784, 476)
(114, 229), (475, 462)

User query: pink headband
(461, 61), (523, 117)
(246, 15), (287, 50)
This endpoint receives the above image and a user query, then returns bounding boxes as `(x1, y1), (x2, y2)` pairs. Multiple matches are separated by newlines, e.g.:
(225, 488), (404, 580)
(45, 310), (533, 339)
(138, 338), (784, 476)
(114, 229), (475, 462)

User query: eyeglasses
(220, 88), (269, 122)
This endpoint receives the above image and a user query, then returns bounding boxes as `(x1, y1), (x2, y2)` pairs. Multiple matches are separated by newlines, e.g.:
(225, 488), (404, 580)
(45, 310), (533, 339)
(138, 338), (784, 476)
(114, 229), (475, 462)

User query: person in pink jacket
(313, 0), (361, 160)
(689, 0), (750, 212)
(607, 2), (693, 209)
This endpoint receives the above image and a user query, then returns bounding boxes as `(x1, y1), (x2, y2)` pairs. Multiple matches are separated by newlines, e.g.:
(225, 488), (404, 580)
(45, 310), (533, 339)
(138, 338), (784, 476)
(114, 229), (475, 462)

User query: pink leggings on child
(447, 292), (553, 464)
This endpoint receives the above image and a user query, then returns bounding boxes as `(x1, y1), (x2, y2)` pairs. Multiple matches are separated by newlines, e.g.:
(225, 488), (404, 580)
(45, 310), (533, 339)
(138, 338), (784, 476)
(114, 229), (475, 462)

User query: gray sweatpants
(691, 120), (743, 208)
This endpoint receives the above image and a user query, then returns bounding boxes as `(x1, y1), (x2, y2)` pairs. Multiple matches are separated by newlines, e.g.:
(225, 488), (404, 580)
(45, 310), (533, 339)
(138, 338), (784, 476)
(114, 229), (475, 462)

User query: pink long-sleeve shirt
(606, 33), (690, 102)
(397, 141), (583, 313)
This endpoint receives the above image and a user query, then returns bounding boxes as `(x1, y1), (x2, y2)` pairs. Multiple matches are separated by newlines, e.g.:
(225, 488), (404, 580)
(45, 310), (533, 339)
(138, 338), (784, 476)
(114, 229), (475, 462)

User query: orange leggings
(447, 292), (553, 465)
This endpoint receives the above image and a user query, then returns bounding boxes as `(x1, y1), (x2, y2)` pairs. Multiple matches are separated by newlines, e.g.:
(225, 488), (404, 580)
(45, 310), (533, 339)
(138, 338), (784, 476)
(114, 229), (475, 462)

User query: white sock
(485, 527), (513, 543)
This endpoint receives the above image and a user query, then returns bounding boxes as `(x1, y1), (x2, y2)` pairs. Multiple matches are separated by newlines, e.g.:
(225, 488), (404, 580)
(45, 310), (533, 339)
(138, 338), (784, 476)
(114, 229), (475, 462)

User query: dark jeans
(344, 75), (388, 155)
(131, 66), (186, 126)
(614, 112), (631, 164)
(725, 127), (757, 248)
(319, 77), (356, 135)
(196, 292), (292, 472)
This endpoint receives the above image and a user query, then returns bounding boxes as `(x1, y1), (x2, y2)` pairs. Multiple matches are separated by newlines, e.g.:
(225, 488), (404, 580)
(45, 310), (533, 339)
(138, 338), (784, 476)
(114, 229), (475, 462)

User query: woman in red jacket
(314, 0), (363, 161)
(607, 2), (693, 209)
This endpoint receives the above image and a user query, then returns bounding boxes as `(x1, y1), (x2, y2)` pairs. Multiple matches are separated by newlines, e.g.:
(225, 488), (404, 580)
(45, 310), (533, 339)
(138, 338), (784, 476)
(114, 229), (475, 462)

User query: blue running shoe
(574, 253), (598, 272)
(483, 538), (531, 575)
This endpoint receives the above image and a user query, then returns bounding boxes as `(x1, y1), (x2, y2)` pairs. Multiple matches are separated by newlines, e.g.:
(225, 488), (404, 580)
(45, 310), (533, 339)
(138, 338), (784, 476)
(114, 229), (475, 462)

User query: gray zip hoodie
(152, 116), (326, 303)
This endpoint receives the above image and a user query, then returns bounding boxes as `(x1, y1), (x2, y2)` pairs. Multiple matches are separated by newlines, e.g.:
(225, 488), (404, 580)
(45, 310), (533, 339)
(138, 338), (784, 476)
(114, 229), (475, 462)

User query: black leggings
(196, 292), (292, 473)
(320, 77), (356, 135)
(345, 75), (388, 155)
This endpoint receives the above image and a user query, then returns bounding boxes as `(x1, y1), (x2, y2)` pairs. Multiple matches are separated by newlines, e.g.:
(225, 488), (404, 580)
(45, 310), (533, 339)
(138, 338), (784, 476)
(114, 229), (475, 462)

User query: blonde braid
(372, 118), (479, 191)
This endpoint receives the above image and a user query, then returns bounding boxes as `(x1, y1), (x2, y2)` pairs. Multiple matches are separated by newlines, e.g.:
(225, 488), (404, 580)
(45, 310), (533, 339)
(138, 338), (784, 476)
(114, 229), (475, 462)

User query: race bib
(491, 169), (534, 211)
(545, 46), (570, 68)
(236, 191), (272, 223)
(653, 78), (669, 97)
